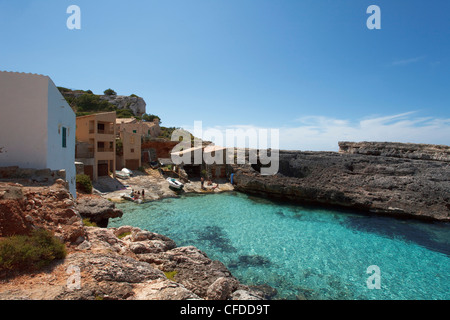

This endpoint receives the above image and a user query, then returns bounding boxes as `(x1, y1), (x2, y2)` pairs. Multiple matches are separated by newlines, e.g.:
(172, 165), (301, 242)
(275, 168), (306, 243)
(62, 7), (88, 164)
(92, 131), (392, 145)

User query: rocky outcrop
(0, 181), (85, 244)
(0, 225), (263, 300)
(339, 141), (450, 162)
(233, 150), (450, 221)
(0, 182), (261, 300)
(75, 196), (123, 227)
(100, 95), (146, 117)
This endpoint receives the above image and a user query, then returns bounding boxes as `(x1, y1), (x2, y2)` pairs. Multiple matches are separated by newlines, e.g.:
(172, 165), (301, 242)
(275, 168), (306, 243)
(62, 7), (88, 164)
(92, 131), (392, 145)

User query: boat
(121, 168), (133, 176)
(167, 177), (184, 190)
(115, 170), (130, 179)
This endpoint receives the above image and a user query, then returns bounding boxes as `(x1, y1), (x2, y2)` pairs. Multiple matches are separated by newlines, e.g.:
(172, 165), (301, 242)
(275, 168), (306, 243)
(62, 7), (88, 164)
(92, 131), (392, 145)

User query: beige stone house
(116, 130), (141, 170)
(75, 112), (116, 181)
(116, 118), (161, 139)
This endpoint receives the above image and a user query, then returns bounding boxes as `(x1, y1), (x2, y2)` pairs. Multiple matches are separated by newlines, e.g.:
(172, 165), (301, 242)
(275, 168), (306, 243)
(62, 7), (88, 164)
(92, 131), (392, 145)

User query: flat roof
(115, 118), (137, 124)
(76, 111), (117, 119)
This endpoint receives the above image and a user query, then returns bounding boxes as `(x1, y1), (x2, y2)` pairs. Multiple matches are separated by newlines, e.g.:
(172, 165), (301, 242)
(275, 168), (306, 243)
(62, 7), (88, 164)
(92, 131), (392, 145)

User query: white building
(0, 71), (77, 198)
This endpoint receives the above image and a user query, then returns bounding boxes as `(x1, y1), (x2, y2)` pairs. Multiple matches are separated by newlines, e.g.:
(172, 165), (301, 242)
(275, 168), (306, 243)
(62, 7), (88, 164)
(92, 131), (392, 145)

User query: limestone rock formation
(233, 150), (450, 221)
(75, 196), (123, 227)
(100, 95), (146, 117)
(339, 141), (450, 162)
(0, 224), (263, 300)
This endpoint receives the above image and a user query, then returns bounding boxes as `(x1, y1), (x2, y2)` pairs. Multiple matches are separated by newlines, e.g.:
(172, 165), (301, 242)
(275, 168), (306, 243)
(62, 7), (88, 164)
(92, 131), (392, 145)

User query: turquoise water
(110, 192), (450, 300)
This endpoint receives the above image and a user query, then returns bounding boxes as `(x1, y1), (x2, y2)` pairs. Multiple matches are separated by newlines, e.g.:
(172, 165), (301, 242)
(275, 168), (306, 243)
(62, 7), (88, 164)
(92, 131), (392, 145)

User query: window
(133, 130), (137, 134)
(62, 127), (67, 148)
(131, 148), (135, 153)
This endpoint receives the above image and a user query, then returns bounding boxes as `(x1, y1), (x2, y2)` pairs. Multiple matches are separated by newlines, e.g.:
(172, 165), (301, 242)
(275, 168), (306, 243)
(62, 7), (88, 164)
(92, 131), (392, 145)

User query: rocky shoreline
(92, 168), (234, 204)
(1, 141), (449, 299)
(233, 146), (450, 221)
(0, 181), (263, 300)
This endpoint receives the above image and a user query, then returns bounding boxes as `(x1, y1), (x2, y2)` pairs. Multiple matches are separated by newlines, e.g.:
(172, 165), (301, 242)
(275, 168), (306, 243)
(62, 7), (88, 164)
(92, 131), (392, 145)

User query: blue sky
(1, 0), (449, 150)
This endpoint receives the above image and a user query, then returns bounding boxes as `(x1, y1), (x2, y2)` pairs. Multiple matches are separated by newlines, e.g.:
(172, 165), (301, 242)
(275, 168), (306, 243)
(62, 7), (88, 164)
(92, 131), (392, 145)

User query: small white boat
(121, 168), (133, 176)
(167, 177), (184, 189)
(116, 171), (130, 179)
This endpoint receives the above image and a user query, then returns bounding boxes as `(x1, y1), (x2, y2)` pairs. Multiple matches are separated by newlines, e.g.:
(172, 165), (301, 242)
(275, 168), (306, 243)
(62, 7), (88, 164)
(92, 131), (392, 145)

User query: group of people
(130, 189), (145, 199)
(200, 177), (219, 190)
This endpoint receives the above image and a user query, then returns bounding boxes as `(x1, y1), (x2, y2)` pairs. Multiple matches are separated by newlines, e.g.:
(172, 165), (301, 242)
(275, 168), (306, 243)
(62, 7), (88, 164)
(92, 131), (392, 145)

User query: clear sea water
(109, 192), (450, 300)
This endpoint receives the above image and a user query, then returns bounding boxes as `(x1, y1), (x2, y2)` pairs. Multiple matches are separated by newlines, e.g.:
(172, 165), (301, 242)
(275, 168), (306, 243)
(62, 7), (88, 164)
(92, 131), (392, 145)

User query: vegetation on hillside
(158, 126), (179, 140)
(57, 87), (162, 122)
(58, 87), (116, 116)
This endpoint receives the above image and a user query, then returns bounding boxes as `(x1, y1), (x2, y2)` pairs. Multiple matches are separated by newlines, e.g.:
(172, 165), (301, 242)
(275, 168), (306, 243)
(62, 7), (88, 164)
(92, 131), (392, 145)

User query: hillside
(58, 87), (197, 143)
(58, 87), (146, 118)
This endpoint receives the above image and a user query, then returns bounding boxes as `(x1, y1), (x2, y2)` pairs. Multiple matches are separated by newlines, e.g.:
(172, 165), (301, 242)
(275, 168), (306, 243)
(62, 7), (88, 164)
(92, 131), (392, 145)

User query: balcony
(97, 129), (114, 135)
(97, 147), (114, 152)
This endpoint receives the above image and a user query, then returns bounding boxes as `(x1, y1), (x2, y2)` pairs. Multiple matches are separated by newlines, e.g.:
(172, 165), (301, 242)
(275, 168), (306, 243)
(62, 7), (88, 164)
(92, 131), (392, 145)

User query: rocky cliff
(339, 141), (450, 162)
(100, 95), (146, 117)
(233, 148), (450, 221)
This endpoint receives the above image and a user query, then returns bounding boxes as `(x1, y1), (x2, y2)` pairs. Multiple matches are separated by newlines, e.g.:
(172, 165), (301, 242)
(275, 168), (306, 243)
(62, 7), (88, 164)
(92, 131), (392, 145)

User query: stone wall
(0, 166), (67, 186)
(338, 141), (450, 162)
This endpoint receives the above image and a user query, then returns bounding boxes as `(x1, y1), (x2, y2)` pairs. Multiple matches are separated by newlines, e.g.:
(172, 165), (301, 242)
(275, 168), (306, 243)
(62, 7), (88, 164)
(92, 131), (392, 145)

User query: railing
(97, 147), (114, 152)
(97, 129), (114, 135)
(88, 128), (114, 134)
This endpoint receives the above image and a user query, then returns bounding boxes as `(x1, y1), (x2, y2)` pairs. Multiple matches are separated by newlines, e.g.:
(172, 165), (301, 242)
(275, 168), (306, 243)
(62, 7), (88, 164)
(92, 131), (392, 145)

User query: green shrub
(116, 109), (135, 118)
(82, 218), (97, 227)
(164, 270), (178, 281)
(117, 232), (131, 239)
(0, 229), (67, 273)
(57, 86), (72, 93)
(76, 174), (92, 194)
(75, 93), (115, 113)
(104, 88), (117, 96)
(142, 113), (161, 123)
(76, 111), (94, 117)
